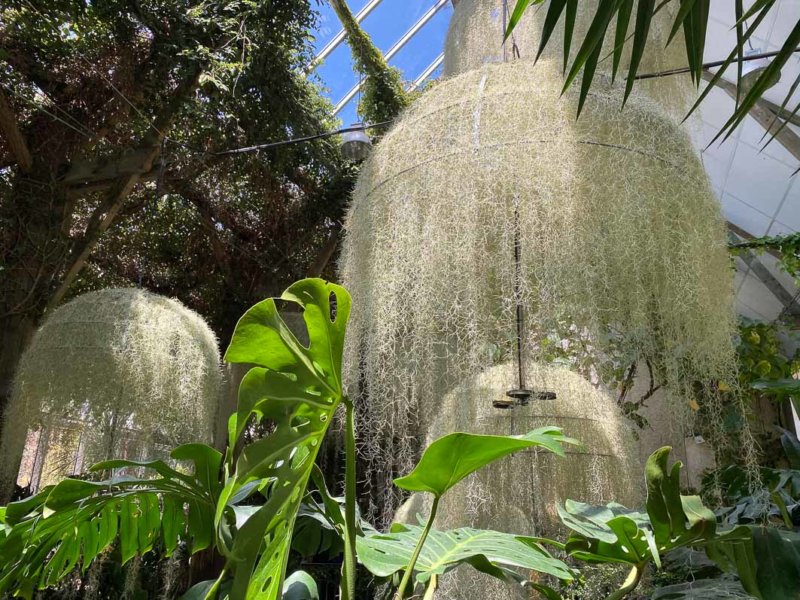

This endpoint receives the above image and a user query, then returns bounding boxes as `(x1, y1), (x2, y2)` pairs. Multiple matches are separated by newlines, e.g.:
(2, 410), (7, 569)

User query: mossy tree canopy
(0, 0), (356, 438)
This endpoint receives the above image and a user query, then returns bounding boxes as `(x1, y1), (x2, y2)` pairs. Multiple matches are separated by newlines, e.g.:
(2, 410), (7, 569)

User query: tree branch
(45, 64), (205, 312)
(306, 226), (341, 277)
(0, 88), (33, 172)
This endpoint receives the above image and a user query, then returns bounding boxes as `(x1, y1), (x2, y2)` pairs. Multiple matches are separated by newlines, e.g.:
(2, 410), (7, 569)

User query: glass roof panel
(309, 0), (453, 125)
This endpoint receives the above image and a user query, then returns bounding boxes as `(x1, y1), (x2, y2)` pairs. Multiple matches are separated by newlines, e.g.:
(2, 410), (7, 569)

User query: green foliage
(328, 0), (410, 124)
(504, 0), (800, 158)
(0, 0), (352, 378)
(736, 321), (799, 390)
(393, 428), (579, 497)
(0, 444), (222, 598)
(0, 278), (787, 600)
(218, 278), (350, 599)
(559, 447), (758, 600)
(291, 466), (376, 559)
(747, 526), (800, 600)
(651, 577), (756, 599)
(712, 429), (800, 528)
(356, 427), (578, 599)
(357, 524), (573, 594)
(0, 278), (350, 600)
(729, 233), (800, 285)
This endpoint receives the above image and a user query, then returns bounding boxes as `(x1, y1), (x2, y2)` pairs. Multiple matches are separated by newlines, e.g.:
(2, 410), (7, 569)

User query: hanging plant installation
(395, 361), (641, 599)
(340, 0), (758, 525)
(0, 288), (222, 493)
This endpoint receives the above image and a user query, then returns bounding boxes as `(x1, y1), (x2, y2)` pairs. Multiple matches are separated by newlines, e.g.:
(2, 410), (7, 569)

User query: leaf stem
(605, 563), (644, 600)
(341, 398), (358, 600)
(203, 566), (228, 600)
(422, 574), (438, 600)
(394, 496), (440, 600)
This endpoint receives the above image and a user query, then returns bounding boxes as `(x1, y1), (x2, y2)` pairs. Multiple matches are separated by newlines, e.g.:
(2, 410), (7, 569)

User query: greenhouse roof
(308, 0), (800, 323)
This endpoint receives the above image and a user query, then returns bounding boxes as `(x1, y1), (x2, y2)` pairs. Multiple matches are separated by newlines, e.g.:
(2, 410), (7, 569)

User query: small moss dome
(2, 288), (222, 490)
(396, 362), (641, 599)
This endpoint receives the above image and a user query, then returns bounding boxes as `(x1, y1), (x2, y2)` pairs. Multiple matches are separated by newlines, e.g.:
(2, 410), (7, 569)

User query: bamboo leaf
(737, 0), (776, 26)
(535, 0), (569, 62)
(682, 0), (710, 85)
(686, 7), (772, 122)
(623, 0), (656, 104)
(578, 33), (605, 116)
(505, 0), (544, 42)
(562, 0), (622, 94)
(667, 0), (698, 47)
(735, 0), (744, 106)
(563, 0), (578, 73)
(712, 18), (800, 144)
(612, 0), (634, 82)
(760, 76), (800, 149)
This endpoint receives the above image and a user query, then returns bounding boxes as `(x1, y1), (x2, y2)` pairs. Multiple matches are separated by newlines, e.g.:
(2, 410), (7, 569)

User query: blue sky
(308, 0), (454, 124)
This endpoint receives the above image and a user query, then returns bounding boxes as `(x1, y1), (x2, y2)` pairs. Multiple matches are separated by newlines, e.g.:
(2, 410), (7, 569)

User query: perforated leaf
(357, 524), (574, 587)
(220, 278), (350, 600)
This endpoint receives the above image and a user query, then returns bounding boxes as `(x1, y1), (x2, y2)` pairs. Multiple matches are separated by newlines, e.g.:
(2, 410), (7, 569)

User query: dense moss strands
(339, 55), (751, 523)
(1, 288), (221, 492)
(445, 0), (693, 116)
(396, 362), (641, 599)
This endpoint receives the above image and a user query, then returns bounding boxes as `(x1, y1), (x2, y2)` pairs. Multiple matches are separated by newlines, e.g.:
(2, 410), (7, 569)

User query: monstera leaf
(357, 523), (573, 597)
(394, 427), (580, 498)
(0, 444), (222, 598)
(560, 447), (759, 600)
(218, 279), (350, 599)
(381, 428), (578, 598)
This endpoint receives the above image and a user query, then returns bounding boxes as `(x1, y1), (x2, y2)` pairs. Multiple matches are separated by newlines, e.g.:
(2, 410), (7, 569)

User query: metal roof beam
(333, 0), (449, 115)
(305, 0), (384, 74)
(408, 52), (445, 92)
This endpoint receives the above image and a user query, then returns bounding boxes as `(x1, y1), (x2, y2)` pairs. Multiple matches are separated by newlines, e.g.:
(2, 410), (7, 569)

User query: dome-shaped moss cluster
(1, 288), (222, 490)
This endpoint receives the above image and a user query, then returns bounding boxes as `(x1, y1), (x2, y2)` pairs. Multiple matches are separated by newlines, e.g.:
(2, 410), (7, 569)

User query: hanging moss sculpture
(1, 288), (222, 492)
(340, 0), (757, 525)
(444, 0), (692, 116)
(395, 362), (640, 599)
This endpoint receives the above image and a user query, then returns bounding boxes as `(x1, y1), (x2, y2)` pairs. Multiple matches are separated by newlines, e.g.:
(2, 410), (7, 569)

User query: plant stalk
(422, 574), (438, 600)
(394, 496), (440, 600)
(605, 563), (644, 600)
(340, 398), (358, 600)
(203, 566), (227, 600)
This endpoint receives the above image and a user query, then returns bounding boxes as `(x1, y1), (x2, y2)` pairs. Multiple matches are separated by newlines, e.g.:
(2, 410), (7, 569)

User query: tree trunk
(0, 311), (37, 501)
(0, 178), (69, 502)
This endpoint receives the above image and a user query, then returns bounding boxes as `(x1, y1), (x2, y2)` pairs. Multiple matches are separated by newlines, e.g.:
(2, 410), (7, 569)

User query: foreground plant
(358, 429), (579, 599)
(0, 279), (350, 599)
(558, 447), (758, 600)
(0, 279), (577, 599)
(0, 279), (784, 599)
